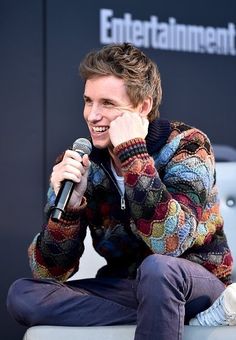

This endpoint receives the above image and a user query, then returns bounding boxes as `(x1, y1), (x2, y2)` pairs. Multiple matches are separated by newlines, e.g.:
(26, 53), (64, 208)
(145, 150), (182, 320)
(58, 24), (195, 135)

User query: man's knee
(7, 278), (30, 325)
(137, 254), (188, 295)
(7, 278), (45, 326)
(139, 254), (179, 279)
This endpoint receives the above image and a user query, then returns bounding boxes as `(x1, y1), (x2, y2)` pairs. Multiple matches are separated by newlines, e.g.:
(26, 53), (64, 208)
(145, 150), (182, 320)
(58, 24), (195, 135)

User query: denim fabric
(7, 254), (225, 340)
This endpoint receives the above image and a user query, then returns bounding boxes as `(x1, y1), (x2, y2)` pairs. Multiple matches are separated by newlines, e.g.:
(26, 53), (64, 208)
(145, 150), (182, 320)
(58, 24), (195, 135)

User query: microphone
(50, 138), (92, 222)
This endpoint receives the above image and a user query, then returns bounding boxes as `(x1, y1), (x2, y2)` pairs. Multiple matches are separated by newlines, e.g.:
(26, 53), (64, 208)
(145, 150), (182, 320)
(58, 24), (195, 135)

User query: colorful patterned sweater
(28, 119), (233, 285)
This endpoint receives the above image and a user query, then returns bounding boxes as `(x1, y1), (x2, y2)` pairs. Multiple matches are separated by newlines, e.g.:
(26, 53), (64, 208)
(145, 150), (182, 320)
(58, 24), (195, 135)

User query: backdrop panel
(46, 0), (236, 177)
(0, 1), (44, 339)
(1, 1), (235, 339)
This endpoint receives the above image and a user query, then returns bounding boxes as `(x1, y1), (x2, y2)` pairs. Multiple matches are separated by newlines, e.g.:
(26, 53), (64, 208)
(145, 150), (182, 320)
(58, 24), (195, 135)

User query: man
(7, 43), (235, 339)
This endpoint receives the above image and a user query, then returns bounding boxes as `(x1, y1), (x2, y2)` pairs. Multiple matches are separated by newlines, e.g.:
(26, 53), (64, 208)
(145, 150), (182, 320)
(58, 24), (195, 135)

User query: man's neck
(108, 147), (123, 176)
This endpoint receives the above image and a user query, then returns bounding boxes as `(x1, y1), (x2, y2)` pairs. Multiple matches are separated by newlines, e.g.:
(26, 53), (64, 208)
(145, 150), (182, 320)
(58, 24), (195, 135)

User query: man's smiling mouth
(92, 126), (109, 132)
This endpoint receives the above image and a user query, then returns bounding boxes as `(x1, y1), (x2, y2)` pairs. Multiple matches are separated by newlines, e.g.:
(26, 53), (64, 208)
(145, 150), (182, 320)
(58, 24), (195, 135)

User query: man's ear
(138, 96), (153, 118)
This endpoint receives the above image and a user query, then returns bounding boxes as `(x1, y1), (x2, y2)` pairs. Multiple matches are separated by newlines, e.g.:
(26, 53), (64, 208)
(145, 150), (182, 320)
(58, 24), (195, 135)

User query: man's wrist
(50, 196), (87, 225)
(114, 138), (149, 164)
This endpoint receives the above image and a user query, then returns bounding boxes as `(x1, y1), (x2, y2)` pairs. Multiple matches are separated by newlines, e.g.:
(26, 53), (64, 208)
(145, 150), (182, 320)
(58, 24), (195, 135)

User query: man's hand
(109, 111), (149, 148)
(50, 150), (90, 209)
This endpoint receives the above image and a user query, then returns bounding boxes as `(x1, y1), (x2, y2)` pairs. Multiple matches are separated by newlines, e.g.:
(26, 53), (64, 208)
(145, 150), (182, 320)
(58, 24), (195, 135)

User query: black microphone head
(72, 138), (92, 155)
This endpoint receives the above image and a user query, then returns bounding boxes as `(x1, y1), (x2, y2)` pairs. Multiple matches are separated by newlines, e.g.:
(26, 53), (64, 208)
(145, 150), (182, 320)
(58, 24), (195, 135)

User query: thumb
(82, 154), (91, 172)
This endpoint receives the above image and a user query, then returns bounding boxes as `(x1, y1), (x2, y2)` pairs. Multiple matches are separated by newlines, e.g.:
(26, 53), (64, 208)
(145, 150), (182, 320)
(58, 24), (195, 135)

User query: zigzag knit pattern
(28, 120), (233, 284)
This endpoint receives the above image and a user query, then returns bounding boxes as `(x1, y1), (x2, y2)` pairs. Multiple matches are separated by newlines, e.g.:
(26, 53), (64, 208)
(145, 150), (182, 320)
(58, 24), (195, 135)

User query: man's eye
(84, 98), (92, 105)
(103, 101), (113, 106)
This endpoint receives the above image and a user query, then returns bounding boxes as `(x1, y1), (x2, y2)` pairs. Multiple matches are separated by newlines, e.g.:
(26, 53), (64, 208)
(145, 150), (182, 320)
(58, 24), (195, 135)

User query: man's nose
(87, 105), (102, 122)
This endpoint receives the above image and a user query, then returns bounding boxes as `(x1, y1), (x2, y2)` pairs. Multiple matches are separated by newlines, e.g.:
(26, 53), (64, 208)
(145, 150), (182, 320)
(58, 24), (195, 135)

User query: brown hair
(79, 43), (162, 121)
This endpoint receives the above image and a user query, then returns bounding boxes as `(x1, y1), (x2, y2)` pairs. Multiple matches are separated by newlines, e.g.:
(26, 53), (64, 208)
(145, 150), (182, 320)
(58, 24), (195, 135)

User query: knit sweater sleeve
(114, 128), (216, 256)
(28, 192), (88, 282)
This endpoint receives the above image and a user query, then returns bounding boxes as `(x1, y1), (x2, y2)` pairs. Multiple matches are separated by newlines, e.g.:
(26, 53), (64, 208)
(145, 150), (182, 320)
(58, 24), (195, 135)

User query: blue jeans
(7, 254), (225, 340)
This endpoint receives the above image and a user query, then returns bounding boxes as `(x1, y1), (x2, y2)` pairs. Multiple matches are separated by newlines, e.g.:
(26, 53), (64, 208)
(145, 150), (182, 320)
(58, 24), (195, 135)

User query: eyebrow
(83, 94), (118, 104)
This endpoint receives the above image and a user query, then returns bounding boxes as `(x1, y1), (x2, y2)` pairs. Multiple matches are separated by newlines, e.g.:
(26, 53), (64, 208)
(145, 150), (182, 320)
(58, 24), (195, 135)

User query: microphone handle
(51, 180), (75, 222)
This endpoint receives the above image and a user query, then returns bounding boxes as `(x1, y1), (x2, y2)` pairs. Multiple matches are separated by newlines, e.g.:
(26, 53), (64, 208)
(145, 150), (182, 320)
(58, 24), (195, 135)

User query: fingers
(50, 150), (90, 194)
(111, 111), (147, 131)
(81, 154), (91, 169)
(109, 111), (149, 147)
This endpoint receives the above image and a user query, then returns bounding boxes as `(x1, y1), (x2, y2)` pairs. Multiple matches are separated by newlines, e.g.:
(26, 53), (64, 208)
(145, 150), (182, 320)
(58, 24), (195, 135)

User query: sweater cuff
(114, 138), (149, 164)
(50, 196), (87, 226)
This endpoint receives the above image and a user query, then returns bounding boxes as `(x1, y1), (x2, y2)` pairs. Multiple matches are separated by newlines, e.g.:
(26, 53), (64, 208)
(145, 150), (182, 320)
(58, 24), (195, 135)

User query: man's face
(83, 75), (134, 149)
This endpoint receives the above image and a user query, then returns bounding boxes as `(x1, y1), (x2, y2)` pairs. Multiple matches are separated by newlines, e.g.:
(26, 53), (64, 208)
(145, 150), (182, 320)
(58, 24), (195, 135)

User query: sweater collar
(145, 118), (171, 155)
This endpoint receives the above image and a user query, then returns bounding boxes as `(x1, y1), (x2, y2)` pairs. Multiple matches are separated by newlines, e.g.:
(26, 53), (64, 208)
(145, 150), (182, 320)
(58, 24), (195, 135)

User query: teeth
(93, 126), (109, 132)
